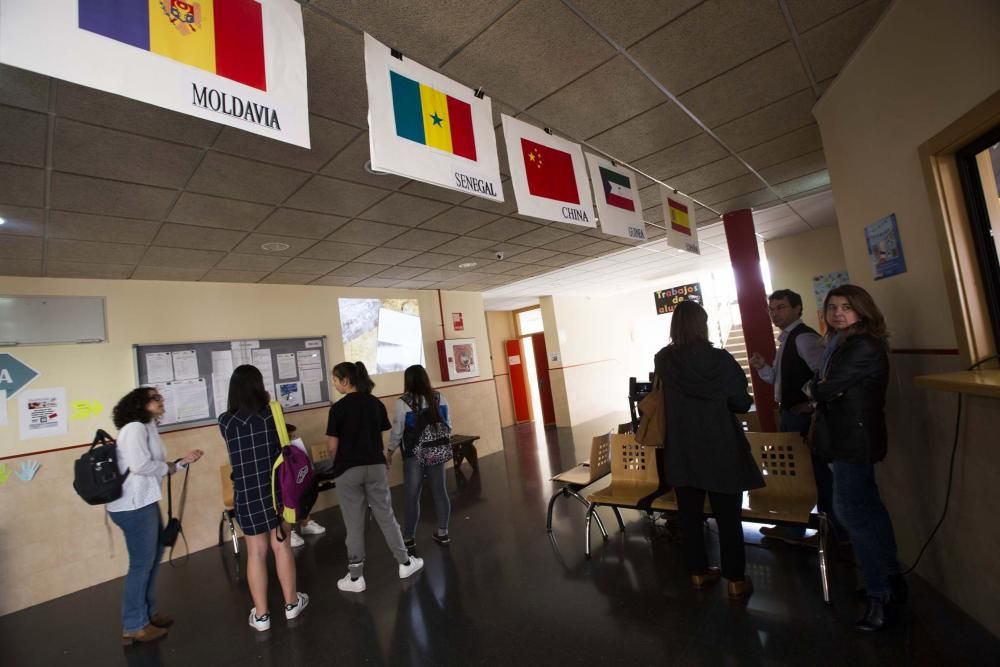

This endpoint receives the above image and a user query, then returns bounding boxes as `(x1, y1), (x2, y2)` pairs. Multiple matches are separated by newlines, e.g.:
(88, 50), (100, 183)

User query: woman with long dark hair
(108, 387), (203, 645)
(326, 361), (422, 593)
(218, 365), (308, 632)
(387, 364), (452, 552)
(808, 285), (902, 631)
(654, 300), (764, 600)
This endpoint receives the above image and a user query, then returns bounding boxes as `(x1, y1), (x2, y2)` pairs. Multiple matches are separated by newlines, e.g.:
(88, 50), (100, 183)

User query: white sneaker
(248, 608), (271, 632)
(398, 557), (424, 579)
(299, 520), (326, 536)
(284, 592), (309, 620)
(337, 573), (366, 593)
(290, 530), (304, 548)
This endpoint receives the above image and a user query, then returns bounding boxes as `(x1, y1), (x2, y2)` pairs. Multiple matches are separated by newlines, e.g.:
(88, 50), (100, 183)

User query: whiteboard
(0, 295), (107, 346)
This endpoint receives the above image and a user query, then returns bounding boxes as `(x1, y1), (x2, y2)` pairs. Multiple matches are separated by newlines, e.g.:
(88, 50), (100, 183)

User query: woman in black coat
(654, 300), (764, 600)
(807, 285), (902, 632)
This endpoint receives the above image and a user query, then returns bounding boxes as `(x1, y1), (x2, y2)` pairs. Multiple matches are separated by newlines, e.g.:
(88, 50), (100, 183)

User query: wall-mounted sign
(452, 312), (465, 331)
(0, 354), (40, 399)
(865, 213), (907, 280)
(654, 283), (702, 315)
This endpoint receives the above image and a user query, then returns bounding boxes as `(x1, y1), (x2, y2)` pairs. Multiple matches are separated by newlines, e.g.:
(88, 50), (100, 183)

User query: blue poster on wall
(865, 213), (907, 280)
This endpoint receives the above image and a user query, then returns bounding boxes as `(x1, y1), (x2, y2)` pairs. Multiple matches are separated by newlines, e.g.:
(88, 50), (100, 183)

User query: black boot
(855, 596), (890, 632)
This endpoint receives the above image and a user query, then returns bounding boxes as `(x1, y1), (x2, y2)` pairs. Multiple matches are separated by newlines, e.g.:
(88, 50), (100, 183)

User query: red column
(723, 208), (777, 432)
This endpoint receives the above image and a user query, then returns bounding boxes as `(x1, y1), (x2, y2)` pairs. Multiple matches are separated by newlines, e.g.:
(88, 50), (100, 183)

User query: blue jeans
(108, 502), (164, 632)
(831, 462), (900, 597)
(402, 456), (451, 540)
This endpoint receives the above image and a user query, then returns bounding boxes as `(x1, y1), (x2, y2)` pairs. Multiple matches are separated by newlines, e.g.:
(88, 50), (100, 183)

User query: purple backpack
(269, 402), (315, 524)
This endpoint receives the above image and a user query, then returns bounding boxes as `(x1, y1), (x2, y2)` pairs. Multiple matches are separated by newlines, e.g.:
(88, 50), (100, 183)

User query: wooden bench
(545, 433), (619, 540)
(450, 434), (480, 472)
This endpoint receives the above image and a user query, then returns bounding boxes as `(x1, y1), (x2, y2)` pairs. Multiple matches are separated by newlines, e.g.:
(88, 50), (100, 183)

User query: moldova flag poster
(585, 152), (647, 242)
(0, 0), (310, 147)
(502, 114), (595, 226)
(661, 187), (701, 255)
(365, 33), (503, 203)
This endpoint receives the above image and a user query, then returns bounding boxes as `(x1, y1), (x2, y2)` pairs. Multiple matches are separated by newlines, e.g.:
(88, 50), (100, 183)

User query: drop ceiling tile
(468, 217), (542, 242)
(691, 174), (762, 207)
(738, 125), (823, 171)
(301, 241), (374, 262)
(712, 188), (779, 214)
(356, 192), (451, 227)
(442, 0), (615, 109)
(47, 260), (134, 279)
(526, 56), (663, 140)
(509, 248), (558, 264)
(535, 252), (587, 268)
(51, 172), (174, 220)
(502, 263), (549, 277)
(392, 279), (436, 289)
(302, 11), (367, 127)
(0, 206), (44, 237)
(633, 133), (728, 182)
(460, 179), (519, 216)
(628, 0), (788, 94)
(400, 180), (470, 204)
(437, 257), (498, 272)
(48, 210), (158, 244)
(353, 277), (399, 288)
(167, 192), (271, 230)
(758, 150), (827, 185)
(400, 252), (462, 269)
(0, 163), (45, 208)
(53, 119), (203, 188)
(259, 273), (316, 285)
(0, 64), (49, 112)
(383, 228), (457, 252)
(187, 152), (310, 205)
(279, 258), (344, 275)
(214, 253), (288, 272)
(328, 262), (392, 279)
(542, 233), (601, 253)
(420, 207), (499, 235)
(569, 0), (702, 46)
(773, 171), (831, 198)
(320, 132), (409, 189)
(1, 258), (42, 276)
(140, 246), (225, 270)
(55, 81), (219, 146)
(507, 225), (576, 247)
(285, 175), (390, 217)
(416, 268), (466, 282)
(153, 223), (245, 251)
(213, 114), (357, 171)
(429, 236), (496, 256)
(375, 265), (428, 280)
(201, 269), (270, 283)
(46, 238), (145, 264)
(354, 247), (423, 265)
(312, 274), (362, 287)
(0, 234), (43, 259)
(453, 283), (489, 292)
(574, 239), (628, 257)
(232, 233), (318, 256)
(800, 0), (890, 81)
(712, 88), (817, 152)
(326, 219), (409, 246)
(679, 44), (811, 128)
(587, 102), (701, 162)
(131, 266), (209, 281)
(257, 208), (349, 239)
(667, 157), (751, 195)
(785, 0), (870, 33)
(0, 106), (46, 168)
(469, 243), (532, 260)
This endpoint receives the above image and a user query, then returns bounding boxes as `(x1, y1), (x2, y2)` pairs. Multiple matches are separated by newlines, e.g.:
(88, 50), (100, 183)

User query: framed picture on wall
(437, 338), (480, 381)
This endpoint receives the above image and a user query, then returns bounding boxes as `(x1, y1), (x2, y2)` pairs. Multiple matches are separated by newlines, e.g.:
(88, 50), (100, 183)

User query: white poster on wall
(0, 0), (311, 147)
(18, 388), (68, 441)
(0, 390), (7, 427)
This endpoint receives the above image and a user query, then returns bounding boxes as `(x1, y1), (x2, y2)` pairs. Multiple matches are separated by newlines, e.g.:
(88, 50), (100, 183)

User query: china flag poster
(501, 114), (595, 226)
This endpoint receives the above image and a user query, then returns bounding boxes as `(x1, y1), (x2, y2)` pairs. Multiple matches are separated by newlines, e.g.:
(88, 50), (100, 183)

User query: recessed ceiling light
(458, 262), (477, 269)
(0, 217), (6, 225)
(260, 242), (290, 252)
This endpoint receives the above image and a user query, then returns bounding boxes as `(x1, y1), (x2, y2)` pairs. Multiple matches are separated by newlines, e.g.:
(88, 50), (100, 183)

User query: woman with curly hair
(108, 387), (203, 645)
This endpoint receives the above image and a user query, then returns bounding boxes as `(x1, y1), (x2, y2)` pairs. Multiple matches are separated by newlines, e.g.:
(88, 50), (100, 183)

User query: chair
(736, 412), (762, 432)
(217, 465), (240, 557)
(546, 434), (614, 538)
(617, 422), (634, 434)
(584, 434), (663, 557)
(742, 431), (830, 603)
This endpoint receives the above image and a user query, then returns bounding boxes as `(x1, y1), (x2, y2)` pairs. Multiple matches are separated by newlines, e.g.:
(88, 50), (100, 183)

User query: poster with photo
(865, 214), (907, 280)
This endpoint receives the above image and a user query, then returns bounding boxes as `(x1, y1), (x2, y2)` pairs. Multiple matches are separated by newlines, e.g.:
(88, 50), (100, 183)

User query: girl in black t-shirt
(326, 361), (423, 592)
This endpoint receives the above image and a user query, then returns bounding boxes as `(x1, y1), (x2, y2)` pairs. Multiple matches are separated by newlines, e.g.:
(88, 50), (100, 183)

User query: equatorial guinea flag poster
(502, 114), (595, 226)
(585, 153), (647, 242)
(661, 187), (701, 255)
(0, 0), (310, 147)
(365, 33), (503, 202)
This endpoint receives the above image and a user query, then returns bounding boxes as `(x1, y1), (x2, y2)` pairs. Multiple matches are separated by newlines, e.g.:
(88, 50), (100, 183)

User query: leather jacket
(807, 334), (889, 464)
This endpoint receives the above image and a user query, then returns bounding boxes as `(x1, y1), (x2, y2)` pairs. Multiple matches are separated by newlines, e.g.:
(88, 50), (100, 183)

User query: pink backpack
(269, 402), (315, 524)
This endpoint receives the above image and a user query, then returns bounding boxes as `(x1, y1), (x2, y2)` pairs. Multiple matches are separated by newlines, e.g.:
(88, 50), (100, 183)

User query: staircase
(723, 323), (754, 397)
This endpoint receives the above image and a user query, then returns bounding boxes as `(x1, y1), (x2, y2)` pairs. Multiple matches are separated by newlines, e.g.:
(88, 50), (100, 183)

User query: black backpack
(73, 429), (129, 505)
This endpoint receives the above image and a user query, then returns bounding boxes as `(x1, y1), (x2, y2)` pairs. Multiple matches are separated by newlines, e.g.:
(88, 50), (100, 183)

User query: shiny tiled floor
(2, 423), (998, 666)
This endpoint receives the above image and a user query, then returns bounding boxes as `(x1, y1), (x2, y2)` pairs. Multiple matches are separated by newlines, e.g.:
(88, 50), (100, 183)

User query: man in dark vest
(750, 289), (841, 546)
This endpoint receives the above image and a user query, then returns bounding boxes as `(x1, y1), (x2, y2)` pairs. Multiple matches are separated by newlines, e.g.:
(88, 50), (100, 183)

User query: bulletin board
(133, 336), (330, 432)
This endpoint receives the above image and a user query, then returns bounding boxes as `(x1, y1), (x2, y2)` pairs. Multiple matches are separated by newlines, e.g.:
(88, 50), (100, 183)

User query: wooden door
(504, 339), (531, 423)
(530, 333), (556, 425)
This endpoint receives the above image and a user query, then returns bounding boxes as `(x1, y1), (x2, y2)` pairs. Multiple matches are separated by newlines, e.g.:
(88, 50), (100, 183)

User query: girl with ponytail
(326, 361), (423, 592)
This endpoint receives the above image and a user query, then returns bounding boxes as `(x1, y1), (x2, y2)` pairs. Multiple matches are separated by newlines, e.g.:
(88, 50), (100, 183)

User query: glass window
(958, 130), (1000, 348)
(517, 308), (544, 335)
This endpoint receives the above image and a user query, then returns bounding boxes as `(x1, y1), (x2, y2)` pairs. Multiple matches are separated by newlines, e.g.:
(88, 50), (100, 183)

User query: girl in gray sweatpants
(326, 361), (424, 592)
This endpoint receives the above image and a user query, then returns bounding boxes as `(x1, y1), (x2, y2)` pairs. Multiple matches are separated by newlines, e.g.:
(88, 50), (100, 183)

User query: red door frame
(530, 333), (557, 425)
(504, 339), (531, 423)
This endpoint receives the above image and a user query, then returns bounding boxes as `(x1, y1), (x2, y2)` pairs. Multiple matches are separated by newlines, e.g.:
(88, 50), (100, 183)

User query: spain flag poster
(365, 33), (503, 203)
(661, 187), (701, 255)
(502, 114), (595, 227)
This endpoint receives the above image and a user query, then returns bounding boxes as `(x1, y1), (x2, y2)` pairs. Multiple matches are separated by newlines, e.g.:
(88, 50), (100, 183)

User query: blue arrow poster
(0, 354), (40, 399)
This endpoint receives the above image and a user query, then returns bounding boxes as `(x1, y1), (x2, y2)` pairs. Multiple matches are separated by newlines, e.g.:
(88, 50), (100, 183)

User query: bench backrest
(586, 433), (612, 482)
(609, 433), (658, 485)
(745, 431), (817, 503)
